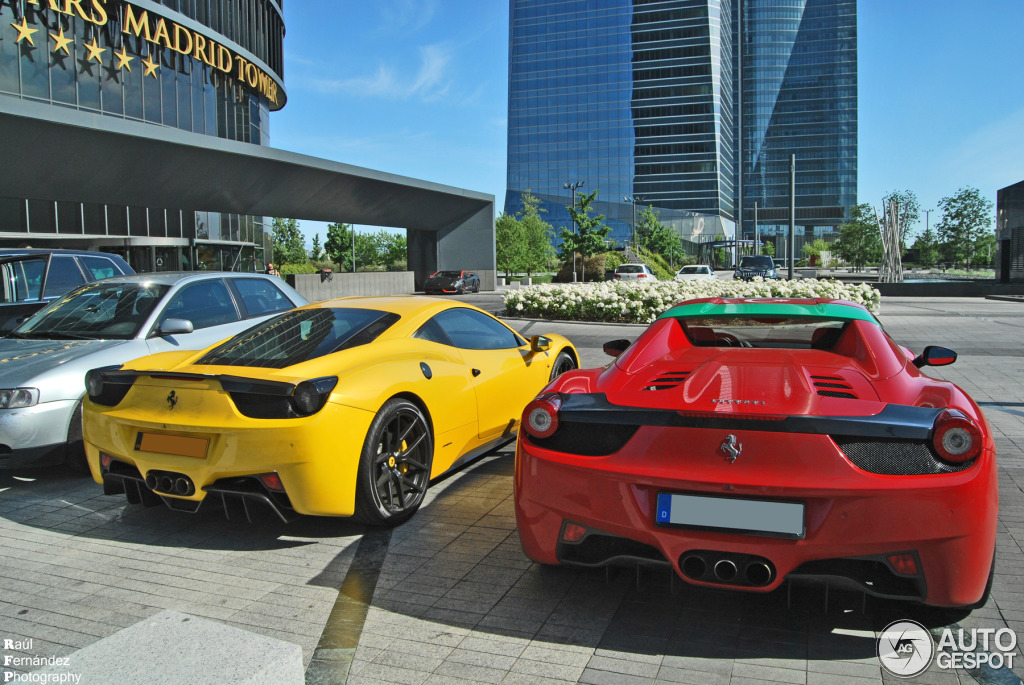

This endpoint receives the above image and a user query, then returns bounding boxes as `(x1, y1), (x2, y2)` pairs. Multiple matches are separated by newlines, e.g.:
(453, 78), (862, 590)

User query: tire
(354, 399), (433, 526)
(549, 350), (577, 381)
(65, 401), (90, 474)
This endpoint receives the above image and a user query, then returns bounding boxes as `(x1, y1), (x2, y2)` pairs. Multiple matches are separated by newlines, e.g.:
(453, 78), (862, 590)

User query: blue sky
(273, 1), (1024, 247)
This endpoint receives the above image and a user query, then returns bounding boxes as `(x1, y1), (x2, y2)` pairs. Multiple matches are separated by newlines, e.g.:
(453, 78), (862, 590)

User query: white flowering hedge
(503, 278), (881, 324)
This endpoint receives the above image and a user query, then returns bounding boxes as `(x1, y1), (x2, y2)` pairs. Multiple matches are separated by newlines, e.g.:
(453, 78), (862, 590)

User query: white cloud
(303, 43), (452, 101)
(378, 0), (439, 35)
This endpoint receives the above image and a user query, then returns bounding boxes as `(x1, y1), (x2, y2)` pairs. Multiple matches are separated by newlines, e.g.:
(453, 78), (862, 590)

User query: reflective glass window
(431, 309), (524, 350)
(159, 279), (239, 330)
(229, 277), (295, 318)
(42, 256), (86, 298)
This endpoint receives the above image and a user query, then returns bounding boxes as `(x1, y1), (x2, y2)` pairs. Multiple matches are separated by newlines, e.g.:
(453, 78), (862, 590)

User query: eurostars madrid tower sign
(11, 0), (284, 109)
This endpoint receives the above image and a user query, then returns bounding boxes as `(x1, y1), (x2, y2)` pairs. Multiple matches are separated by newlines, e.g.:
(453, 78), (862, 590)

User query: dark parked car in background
(423, 270), (480, 294)
(733, 254), (779, 280)
(1, 249), (134, 332)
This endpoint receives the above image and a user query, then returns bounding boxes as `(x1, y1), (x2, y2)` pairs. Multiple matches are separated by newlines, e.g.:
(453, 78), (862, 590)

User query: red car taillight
(524, 393), (561, 439)
(932, 409), (982, 464)
(637, 274), (647, 278)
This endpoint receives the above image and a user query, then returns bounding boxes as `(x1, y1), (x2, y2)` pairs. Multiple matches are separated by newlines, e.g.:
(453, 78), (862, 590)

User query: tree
(310, 233), (323, 261)
(495, 212), (523, 279)
(559, 190), (612, 282)
(937, 186), (993, 269)
(325, 222), (353, 270)
(517, 191), (556, 278)
(374, 231), (408, 270)
(975, 230), (997, 269)
(833, 204), (882, 271)
(910, 226), (940, 268)
(802, 238), (831, 265)
(881, 189), (921, 249)
(271, 218), (308, 265)
(636, 206), (681, 257)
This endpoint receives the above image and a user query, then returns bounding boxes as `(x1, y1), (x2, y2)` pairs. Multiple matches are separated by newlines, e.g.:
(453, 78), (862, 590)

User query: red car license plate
(655, 493), (805, 538)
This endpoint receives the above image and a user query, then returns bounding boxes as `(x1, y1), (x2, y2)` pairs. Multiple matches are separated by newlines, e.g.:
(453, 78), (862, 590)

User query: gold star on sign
(50, 27), (73, 55)
(141, 55), (159, 78)
(11, 17), (39, 46)
(113, 46), (133, 71)
(83, 37), (105, 62)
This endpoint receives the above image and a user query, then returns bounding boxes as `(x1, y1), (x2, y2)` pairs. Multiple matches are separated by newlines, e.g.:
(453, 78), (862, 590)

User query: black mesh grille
(818, 390), (857, 399)
(813, 377), (857, 399)
(643, 371), (690, 391)
(788, 558), (924, 600)
(558, 533), (668, 567)
(834, 437), (974, 475)
(528, 421), (639, 456)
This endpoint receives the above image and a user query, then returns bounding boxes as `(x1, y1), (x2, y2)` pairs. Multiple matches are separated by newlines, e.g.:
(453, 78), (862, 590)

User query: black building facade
(0, 0), (286, 272)
(996, 180), (1024, 283)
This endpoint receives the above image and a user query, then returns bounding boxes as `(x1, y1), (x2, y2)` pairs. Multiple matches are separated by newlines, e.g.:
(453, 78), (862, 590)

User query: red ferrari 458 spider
(515, 298), (996, 608)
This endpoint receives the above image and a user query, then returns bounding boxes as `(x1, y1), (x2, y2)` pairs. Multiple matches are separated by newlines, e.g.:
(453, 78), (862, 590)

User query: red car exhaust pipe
(744, 562), (773, 586)
(681, 555), (707, 580)
(714, 559), (738, 582)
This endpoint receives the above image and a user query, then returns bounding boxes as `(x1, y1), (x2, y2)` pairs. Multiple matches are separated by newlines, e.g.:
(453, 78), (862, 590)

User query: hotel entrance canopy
(0, 98), (495, 287)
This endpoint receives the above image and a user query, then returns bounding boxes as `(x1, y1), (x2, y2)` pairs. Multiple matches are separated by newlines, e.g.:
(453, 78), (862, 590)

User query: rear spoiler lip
(554, 392), (941, 440)
(97, 368), (296, 396)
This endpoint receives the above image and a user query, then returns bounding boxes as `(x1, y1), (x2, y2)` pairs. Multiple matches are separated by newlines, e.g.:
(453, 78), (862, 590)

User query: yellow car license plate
(135, 432), (209, 459)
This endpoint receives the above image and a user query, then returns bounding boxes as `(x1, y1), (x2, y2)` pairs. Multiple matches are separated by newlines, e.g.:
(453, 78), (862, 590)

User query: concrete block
(33, 609), (303, 685)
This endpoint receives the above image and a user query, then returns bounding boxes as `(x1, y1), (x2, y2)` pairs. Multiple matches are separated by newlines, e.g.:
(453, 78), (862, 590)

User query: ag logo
(878, 620), (933, 678)
(166, 391), (178, 410)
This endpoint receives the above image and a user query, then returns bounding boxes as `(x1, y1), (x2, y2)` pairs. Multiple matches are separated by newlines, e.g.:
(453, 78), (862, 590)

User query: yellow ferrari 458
(82, 296), (577, 525)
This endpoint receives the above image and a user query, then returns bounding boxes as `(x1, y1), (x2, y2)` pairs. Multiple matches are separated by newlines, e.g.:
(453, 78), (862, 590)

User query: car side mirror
(158, 318), (194, 336)
(913, 345), (957, 368)
(530, 335), (551, 353)
(603, 338), (631, 357)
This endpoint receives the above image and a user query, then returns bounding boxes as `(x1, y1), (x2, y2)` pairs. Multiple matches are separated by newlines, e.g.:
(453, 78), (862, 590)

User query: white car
(0, 272), (306, 471)
(613, 263), (658, 281)
(674, 264), (716, 281)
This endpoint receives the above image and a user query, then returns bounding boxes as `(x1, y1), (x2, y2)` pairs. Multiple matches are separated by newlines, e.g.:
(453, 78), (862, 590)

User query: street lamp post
(754, 202), (759, 255)
(624, 195), (645, 255)
(564, 181), (585, 282)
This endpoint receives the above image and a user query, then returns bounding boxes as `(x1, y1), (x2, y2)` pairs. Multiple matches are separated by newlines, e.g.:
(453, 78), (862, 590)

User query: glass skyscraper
(506, 0), (856, 251)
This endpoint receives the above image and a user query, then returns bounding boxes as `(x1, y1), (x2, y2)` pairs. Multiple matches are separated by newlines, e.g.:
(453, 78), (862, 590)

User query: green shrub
(553, 253), (610, 282)
(279, 261), (316, 275)
(635, 249), (675, 280)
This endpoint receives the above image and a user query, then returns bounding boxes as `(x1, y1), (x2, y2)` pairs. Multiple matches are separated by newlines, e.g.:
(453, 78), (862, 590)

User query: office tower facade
(506, 0), (856, 252)
(0, 0), (286, 271)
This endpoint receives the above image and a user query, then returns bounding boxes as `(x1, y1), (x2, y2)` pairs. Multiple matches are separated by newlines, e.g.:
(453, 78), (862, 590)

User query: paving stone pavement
(1, 295), (1023, 685)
